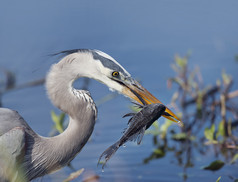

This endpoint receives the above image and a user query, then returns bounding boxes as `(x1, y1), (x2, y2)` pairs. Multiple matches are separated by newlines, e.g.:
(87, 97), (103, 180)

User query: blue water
(0, 1), (238, 181)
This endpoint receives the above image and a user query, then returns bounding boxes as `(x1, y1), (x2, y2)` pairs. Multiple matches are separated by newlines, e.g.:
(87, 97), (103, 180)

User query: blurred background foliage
(142, 54), (238, 181)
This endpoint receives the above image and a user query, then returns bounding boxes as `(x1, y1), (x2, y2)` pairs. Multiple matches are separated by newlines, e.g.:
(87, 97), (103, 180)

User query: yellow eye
(112, 71), (119, 77)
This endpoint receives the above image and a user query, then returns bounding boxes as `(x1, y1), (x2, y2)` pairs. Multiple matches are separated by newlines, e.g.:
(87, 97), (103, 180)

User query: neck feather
(24, 56), (97, 180)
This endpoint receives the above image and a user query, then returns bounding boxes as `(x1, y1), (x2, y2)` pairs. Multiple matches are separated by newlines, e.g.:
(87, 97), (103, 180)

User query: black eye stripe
(92, 51), (129, 77)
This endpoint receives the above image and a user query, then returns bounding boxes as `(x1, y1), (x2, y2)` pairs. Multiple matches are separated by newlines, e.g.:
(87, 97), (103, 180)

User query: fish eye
(112, 71), (119, 77)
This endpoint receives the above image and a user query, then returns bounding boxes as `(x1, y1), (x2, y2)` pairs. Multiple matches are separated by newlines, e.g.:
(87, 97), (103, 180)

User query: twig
(183, 86), (220, 108)
(3, 78), (45, 93)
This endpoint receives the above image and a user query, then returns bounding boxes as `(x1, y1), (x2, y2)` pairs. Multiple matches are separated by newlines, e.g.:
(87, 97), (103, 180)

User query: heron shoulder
(0, 108), (36, 139)
(0, 108), (26, 135)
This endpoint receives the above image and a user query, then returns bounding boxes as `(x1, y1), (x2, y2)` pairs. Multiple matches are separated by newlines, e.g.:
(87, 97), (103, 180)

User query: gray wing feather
(0, 108), (31, 181)
(0, 127), (26, 182)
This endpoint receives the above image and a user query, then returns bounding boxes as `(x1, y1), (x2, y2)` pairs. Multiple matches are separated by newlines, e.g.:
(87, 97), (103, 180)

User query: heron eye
(112, 71), (119, 77)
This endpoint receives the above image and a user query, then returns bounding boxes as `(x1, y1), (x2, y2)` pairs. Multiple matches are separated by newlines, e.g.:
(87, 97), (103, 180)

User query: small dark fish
(98, 103), (166, 169)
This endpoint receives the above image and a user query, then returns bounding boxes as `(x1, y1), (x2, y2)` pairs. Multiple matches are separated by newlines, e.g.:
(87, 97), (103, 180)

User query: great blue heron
(0, 49), (181, 181)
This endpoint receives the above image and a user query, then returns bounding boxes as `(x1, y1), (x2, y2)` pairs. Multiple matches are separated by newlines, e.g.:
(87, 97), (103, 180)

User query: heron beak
(122, 78), (183, 127)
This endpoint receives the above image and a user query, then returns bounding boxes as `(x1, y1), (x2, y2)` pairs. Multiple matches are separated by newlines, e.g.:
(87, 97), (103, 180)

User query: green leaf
(230, 153), (238, 164)
(172, 133), (195, 141)
(153, 148), (164, 155)
(152, 120), (159, 130)
(145, 129), (160, 136)
(172, 133), (187, 141)
(160, 120), (172, 139)
(51, 111), (58, 124)
(221, 70), (231, 85)
(216, 121), (225, 139)
(143, 148), (166, 164)
(216, 79), (221, 87)
(216, 176), (221, 182)
(51, 111), (65, 133)
(202, 160), (225, 171)
(175, 55), (188, 69)
(204, 124), (217, 143)
(196, 91), (203, 110)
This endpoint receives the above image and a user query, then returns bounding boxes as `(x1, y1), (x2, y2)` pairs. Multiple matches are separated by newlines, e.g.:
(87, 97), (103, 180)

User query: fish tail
(97, 141), (120, 169)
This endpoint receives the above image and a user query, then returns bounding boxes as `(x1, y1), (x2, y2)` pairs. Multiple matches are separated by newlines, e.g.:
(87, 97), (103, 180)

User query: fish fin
(97, 141), (120, 169)
(122, 127), (128, 134)
(127, 117), (134, 125)
(126, 126), (146, 144)
(127, 133), (139, 142)
(123, 113), (136, 118)
(137, 126), (146, 145)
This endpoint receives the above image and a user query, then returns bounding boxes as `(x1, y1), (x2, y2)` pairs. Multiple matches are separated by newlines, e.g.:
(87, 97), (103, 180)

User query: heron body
(0, 49), (181, 181)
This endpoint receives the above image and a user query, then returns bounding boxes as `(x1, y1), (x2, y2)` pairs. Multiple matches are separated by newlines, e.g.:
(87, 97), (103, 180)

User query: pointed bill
(122, 79), (183, 127)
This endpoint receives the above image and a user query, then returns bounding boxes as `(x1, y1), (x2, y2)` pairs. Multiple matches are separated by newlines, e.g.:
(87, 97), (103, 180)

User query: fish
(98, 103), (166, 169)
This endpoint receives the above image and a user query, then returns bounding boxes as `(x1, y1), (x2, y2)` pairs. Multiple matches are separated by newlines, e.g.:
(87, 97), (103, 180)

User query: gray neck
(24, 57), (97, 180)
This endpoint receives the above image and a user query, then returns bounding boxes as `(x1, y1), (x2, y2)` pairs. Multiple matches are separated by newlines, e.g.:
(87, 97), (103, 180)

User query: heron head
(89, 50), (182, 126)
(56, 49), (182, 125)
